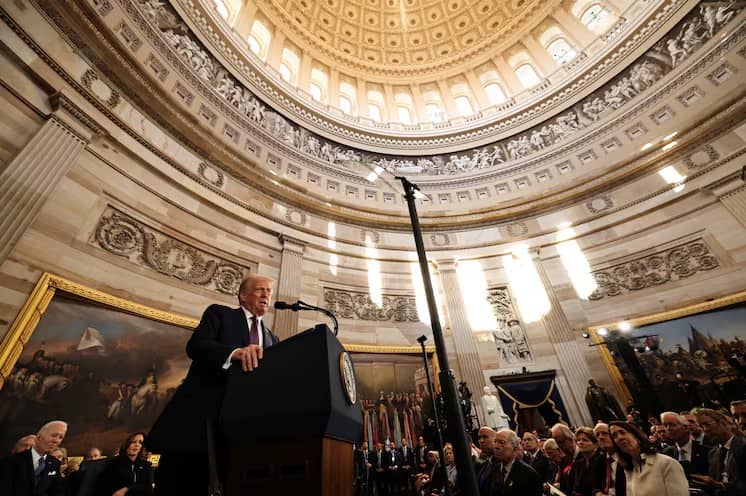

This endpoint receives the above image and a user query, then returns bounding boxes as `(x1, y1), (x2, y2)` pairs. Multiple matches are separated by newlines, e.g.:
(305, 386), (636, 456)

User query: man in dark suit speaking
(148, 274), (280, 495)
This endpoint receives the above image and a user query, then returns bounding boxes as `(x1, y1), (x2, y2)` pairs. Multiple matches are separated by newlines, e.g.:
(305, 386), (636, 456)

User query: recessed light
(662, 141), (678, 151)
(664, 131), (678, 140)
(641, 143), (653, 151)
(618, 321), (631, 332)
(598, 327), (609, 336)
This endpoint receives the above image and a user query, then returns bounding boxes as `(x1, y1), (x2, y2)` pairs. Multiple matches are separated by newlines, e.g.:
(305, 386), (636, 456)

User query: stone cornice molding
(279, 233), (307, 254)
(49, 90), (107, 140)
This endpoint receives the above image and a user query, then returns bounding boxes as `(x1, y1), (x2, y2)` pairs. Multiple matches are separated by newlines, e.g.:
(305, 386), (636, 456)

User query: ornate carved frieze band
(91, 207), (254, 294)
(121, 0), (743, 176)
(487, 287), (532, 363)
(589, 238), (720, 300)
(323, 287), (419, 322)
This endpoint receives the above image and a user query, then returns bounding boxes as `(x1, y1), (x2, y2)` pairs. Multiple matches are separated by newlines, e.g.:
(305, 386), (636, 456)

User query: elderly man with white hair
(660, 410), (709, 478)
(491, 428), (543, 495)
(0, 420), (68, 495)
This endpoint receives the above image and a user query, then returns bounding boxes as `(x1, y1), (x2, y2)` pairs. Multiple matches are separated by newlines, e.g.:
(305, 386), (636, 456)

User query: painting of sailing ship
(0, 295), (191, 455)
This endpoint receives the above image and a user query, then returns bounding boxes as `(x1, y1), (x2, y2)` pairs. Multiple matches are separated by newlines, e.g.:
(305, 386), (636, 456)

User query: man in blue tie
(148, 274), (280, 495)
(0, 420), (67, 496)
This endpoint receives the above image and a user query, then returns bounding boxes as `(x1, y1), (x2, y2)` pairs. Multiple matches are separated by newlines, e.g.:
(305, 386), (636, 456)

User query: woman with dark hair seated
(569, 427), (606, 496)
(96, 432), (153, 496)
(609, 421), (687, 496)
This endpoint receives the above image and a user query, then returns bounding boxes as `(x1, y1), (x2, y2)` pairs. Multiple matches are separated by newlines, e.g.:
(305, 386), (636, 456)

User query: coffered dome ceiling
(258, 0), (560, 75)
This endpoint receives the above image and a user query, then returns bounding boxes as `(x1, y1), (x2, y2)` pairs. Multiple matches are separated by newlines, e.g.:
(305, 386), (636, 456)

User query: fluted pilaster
(534, 255), (593, 426)
(437, 259), (487, 422)
(0, 116), (88, 265)
(274, 234), (305, 339)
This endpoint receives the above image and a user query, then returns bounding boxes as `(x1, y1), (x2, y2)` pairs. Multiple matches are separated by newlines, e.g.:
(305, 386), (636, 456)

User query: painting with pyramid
(609, 302), (746, 415)
(0, 294), (191, 455)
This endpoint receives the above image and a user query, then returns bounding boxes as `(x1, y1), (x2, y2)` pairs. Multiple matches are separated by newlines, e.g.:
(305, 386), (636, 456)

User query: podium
(219, 324), (362, 495)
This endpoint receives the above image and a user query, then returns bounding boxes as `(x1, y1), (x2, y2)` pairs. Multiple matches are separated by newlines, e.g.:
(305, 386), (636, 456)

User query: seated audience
(84, 446), (103, 461)
(569, 427), (606, 496)
(95, 432), (153, 496)
(692, 407), (746, 496)
(659, 411), (709, 478)
(0, 420), (68, 496)
(609, 421), (688, 496)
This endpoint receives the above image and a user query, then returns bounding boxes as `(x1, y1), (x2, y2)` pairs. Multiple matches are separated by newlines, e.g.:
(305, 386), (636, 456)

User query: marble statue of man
(481, 386), (509, 430)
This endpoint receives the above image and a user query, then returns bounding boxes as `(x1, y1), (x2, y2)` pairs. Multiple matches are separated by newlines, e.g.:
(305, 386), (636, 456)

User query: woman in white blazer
(609, 421), (689, 496)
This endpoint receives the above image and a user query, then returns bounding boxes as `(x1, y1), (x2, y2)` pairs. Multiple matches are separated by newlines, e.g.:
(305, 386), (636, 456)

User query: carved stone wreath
(589, 238), (720, 300)
(323, 288), (419, 322)
(93, 208), (251, 294)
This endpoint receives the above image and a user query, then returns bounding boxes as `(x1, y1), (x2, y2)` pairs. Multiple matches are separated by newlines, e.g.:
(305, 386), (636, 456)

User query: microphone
(272, 300), (339, 336)
(273, 301), (299, 311)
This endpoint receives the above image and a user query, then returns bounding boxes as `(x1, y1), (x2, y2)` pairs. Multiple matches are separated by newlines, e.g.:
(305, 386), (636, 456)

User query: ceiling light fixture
(618, 321), (632, 332)
(597, 327), (609, 337)
(641, 143), (654, 151)
(663, 131), (678, 140)
(661, 140), (678, 151)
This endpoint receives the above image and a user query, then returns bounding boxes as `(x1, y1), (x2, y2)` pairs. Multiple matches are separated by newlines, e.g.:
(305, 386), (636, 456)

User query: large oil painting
(347, 347), (440, 448)
(0, 273), (197, 456)
(591, 292), (746, 418)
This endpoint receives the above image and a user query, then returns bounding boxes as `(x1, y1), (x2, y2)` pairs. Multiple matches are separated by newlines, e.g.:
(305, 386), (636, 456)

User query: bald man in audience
(660, 411), (709, 478)
(593, 422), (625, 496)
(0, 420), (67, 496)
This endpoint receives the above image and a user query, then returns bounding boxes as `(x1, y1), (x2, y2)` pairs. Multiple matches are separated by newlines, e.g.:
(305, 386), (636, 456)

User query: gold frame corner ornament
(587, 290), (746, 406)
(0, 272), (199, 389)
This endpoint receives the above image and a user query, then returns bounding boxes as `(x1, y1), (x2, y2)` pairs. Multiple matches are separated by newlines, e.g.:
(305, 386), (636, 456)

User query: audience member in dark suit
(147, 274), (280, 495)
(491, 429), (543, 496)
(95, 432), (153, 496)
(383, 441), (405, 495)
(414, 436), (429, 474)
(569, 427), (606, 496)
(551, 423), (578, 495)
(693, 408), (746, 496)
(0, 420), (67, 496)
(541, 438), (561, 486)
(372, 442), (387, 496)
(354, 441), (372, 496)
(660, 411), (709, 478)
(399, 437), (415, 492)
(522, 432), (552, 483)
(593, 422), (626, 496)
(682, 411), (715, 449)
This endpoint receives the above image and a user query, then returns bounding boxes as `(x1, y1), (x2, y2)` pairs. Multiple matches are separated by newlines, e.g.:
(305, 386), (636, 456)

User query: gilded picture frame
(588, 290), (746, 407)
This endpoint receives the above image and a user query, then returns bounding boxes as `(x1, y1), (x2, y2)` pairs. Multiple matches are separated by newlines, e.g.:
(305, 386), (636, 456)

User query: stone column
(356, 78), (369, 118)
(0, 94), (99, 265)
(437, 259), (487, 423)
(464, 70), (490, 108)
(717, 184), (746, 227)
(273, 234), (305, 339)
(435, 80), (460, 118)
(492, 55), (523, 95)
(534, 254), (593, 425)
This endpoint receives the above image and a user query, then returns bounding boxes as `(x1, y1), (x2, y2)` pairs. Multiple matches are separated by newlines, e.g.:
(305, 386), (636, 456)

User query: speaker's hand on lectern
(231, 345), (264, 371)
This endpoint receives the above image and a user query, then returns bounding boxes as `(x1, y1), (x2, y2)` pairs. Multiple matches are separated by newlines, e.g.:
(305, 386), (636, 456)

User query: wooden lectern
(219, 324), (362, 496)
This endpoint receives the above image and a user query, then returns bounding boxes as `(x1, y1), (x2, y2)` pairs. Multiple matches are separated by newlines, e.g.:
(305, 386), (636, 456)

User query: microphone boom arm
(296, 300), (339, 336)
